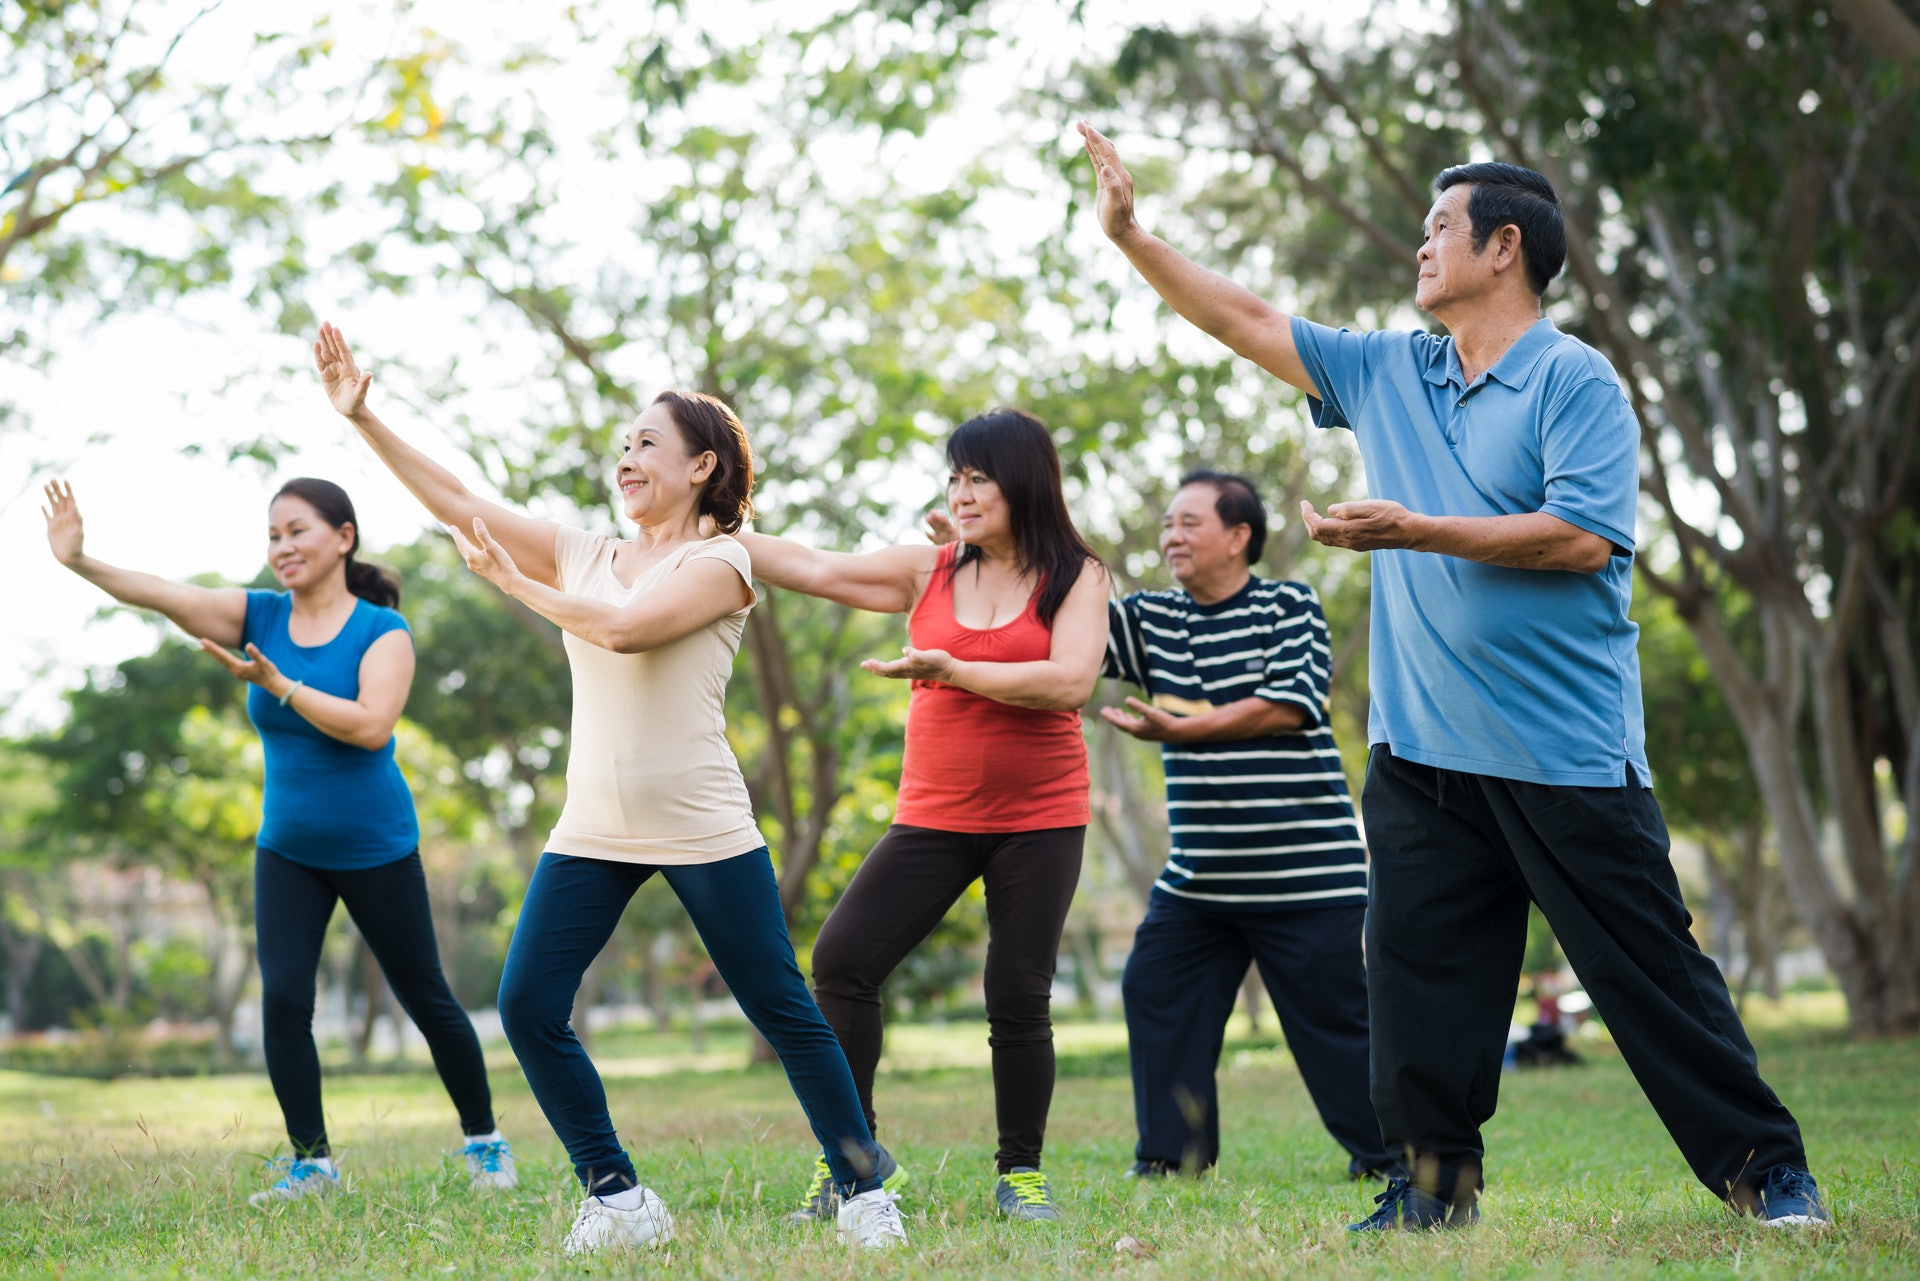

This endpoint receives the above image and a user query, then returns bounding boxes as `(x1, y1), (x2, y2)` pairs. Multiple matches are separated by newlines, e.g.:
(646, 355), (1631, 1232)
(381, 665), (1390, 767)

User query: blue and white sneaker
(460, 1137), (518, 1190)
(1754, 1165), (1830, 1228)
(248, 1155), (340, 1208)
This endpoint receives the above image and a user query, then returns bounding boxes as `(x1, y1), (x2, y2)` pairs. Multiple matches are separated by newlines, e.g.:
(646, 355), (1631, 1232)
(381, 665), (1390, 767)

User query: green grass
(3, 995), (1915, 1278)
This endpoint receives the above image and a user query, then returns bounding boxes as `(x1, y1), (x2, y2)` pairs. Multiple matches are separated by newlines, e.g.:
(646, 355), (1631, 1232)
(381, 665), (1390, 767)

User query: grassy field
(3, 995), (1915, 1279)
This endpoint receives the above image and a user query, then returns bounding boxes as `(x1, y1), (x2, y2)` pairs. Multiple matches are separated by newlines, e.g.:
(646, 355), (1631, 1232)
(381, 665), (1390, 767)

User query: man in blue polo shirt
(1102, 469), (1393, 1184)
(1077, 120), (1825, 1231)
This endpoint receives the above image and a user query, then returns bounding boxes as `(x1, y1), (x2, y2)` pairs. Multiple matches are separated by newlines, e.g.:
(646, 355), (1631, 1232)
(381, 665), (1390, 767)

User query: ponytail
(271, 477), (402, 608)
(344, 558), (402, 609)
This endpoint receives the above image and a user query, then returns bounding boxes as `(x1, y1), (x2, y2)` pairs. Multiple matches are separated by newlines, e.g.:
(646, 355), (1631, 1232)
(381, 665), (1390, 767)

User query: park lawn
(1, 995), (1914, 1279)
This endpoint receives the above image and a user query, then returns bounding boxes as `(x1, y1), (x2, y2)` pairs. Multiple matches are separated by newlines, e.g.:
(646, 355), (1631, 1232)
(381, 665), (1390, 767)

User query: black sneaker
(1347, 1177), (1479, 1231)
(1754, 1165), (1830, 1229)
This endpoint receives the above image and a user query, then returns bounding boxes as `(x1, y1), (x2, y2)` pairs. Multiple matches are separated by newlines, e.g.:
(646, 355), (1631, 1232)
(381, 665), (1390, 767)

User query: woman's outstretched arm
(43, 481), (248, 646)
(314, 321), (562, 587)
(734, 528), (936, 615)
(450, 517), (751, 654)
(862, 560), (1112, 710)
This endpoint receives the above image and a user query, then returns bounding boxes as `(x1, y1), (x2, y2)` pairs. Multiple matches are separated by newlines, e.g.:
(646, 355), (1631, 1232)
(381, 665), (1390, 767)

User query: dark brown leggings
(810, 824), (1085, 1172)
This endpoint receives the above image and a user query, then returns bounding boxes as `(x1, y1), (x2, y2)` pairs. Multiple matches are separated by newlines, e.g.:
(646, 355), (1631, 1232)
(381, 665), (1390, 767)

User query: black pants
(1121, 895), (1393, 1173)
(256, 847), (495, 1156)
(1361, 747), (1807, 1200)
(811, 824), (1084, 1173)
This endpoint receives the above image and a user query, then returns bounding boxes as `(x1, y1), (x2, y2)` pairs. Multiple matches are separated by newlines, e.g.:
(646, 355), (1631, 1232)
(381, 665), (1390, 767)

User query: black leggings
(255, 847), (495, 1156)
(811, 824), (1084, 1172)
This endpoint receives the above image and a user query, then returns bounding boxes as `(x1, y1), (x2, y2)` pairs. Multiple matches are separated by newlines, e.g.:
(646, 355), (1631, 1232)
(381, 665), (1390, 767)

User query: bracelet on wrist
(278, 679), (305, 707)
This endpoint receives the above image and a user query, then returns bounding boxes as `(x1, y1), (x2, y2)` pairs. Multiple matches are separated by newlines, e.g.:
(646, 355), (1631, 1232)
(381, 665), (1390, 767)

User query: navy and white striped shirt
(1105, 578), (1368, 913)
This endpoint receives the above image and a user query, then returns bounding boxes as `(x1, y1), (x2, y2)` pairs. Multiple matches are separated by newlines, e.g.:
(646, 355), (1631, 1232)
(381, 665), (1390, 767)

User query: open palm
(313, 321), (372, 416)
(42, 480), (85, 565)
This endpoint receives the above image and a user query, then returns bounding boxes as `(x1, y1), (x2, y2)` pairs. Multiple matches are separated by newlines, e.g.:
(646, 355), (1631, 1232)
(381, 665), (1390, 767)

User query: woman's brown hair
(651, 390), (754, 534)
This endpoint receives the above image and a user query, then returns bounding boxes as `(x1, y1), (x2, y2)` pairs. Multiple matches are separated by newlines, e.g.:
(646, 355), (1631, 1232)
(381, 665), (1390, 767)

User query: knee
(984, 975), (1053, 1041)
(259, 975), (314, 1029)
(809, 929), (876, 1000)
(496, 971), (561, 1047)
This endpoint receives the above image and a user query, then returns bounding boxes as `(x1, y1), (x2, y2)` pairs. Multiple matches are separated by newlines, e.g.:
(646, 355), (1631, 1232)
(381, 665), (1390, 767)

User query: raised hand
(199, 638), (288, 692)
(313, 321), (373, 417)
(42, 480), (85, 565)
(1077, 121), (1138, 242)
(861, 645), (957, 684)
(924, 509), (957, 546)
(447, 516), (524, 589)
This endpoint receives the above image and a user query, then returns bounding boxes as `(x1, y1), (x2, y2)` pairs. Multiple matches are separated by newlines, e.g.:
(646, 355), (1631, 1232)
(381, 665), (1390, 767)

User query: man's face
(1415, 183), (1490, 314)
(1160, 484), (1248, 586)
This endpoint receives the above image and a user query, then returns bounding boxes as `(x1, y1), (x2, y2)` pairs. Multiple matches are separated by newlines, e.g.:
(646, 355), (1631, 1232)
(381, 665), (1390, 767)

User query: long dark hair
(271, 477), (401, 608)
(944, 408), (1099, 627)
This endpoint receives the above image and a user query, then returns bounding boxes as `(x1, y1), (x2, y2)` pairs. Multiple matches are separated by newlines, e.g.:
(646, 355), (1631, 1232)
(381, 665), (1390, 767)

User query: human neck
(290, 572), (354, 616)
(632, 506), (705, 550)
(1438, 295), (1543, 386)
(1182, 564), (1251, 606)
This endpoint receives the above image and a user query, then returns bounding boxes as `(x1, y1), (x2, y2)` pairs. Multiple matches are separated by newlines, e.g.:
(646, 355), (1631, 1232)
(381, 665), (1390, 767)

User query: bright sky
(2, 0), (1418, 735)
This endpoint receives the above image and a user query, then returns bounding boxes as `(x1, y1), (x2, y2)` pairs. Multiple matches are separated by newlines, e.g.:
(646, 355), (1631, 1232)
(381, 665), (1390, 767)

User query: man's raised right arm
(1078, 121), (1319, 399)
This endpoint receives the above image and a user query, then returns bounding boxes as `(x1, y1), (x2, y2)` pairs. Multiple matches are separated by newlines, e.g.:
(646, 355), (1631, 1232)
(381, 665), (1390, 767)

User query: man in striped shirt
(1103, 470), (1394, 1181)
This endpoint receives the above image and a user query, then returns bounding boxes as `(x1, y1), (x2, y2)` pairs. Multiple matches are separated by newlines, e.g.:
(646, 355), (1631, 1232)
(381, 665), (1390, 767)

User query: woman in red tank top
(738, 408), (1108, 1223)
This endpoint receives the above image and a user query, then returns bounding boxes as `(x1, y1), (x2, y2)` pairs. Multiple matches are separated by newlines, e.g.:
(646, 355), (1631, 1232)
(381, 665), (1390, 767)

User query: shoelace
(266, 1157), (328, 1189)
(1003, 1170), (1053, 1206)
(461, 1140), (510, 1173)
(848, 1190), (905, 1234)
(1768, 1168), (1818, 1201)
(1366, 1177), (1414, 1218)
(797, 1155), (833, 1210)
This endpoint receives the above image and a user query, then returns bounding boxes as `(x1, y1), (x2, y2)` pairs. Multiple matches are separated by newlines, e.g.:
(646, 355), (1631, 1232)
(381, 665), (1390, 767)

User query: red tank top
(893, 544), (1090, 832)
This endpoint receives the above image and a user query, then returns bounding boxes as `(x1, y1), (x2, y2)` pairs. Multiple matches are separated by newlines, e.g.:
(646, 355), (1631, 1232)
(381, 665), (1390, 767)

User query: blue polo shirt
(1289, 315), (1650, 788)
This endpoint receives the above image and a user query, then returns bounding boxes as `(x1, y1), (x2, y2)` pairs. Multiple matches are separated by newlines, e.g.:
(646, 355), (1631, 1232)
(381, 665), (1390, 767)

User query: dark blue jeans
(498, 847), (882, 1196)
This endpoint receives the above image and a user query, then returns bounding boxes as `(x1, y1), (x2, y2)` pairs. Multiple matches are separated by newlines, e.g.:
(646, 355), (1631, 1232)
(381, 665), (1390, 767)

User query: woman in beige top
(312, 323), (906, 1256)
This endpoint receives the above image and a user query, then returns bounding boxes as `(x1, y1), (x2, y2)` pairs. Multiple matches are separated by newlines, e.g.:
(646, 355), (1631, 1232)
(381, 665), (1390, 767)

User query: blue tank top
(242, 590), (419, 869)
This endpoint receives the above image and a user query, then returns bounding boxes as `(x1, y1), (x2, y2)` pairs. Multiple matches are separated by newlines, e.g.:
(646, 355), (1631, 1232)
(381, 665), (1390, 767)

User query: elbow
(1046, 677), (1100, 711)
(353, 728), (395, 752)
(1571, 540), (1617, 574)
(607, 627), (653, 655)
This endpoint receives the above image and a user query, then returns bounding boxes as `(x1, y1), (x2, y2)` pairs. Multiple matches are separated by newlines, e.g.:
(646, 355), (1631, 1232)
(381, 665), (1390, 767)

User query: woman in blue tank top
(43, 476), (514, 1207)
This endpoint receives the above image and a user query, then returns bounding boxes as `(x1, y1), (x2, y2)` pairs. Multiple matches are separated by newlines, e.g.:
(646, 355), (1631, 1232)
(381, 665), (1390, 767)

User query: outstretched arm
(43, 481), (248, 646)
(734, 529), (937, 615)
(1101, 695), (1308, 744)
(1079, 122), (1319, 397)
(314, 322), (562, 587)
(450, 518), (752, 653)
(1300, 499), (1614, 573)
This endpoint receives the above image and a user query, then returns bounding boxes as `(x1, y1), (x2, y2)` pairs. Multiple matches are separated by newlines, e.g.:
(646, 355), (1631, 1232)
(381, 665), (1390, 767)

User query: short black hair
(1432, 162), (1565, 296)
(1178, 469), (1267, 565)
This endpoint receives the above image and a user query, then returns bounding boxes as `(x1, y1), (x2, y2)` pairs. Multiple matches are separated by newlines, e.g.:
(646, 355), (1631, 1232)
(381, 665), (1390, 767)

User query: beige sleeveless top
(544, 526), (763, 864)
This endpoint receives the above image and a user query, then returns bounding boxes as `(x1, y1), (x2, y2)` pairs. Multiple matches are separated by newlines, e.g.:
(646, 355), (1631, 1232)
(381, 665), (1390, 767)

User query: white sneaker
(248, 1156), (340, 1208)
(836, 1188), (908, 1250)
(459, 1137), (518, 1190)
(561, 1185), (674, 1254)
